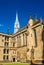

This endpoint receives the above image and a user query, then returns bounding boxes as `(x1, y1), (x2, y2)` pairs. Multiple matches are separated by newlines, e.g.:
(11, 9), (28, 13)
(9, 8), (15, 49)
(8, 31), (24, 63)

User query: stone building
(0, 14), (44, 64)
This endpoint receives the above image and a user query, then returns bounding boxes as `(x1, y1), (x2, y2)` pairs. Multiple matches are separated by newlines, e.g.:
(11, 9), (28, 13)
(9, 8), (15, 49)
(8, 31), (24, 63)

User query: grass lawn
(1, 63), (30, 65)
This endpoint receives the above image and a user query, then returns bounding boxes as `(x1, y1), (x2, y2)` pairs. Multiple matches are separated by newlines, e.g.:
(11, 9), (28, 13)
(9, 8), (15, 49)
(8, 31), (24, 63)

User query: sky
(0, 0), (44, 34)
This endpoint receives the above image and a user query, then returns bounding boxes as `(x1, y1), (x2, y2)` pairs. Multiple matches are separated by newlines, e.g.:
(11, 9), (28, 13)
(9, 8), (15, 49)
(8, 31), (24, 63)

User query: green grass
(1, 63), (30, 65)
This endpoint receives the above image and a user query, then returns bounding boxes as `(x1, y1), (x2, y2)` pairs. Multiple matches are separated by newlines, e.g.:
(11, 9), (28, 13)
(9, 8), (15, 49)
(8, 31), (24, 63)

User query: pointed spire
(14, 12), (20, 33)
(16, 12), (18, 22)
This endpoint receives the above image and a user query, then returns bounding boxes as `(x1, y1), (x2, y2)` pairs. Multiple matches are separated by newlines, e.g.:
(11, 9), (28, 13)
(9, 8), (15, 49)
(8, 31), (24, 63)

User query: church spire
(16, 12), (18, 22)
(14, 12), (20, 33)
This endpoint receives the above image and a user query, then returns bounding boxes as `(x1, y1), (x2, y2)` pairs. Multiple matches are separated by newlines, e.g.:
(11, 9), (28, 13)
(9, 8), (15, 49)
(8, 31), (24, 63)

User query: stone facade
(0, 17), (44, 64)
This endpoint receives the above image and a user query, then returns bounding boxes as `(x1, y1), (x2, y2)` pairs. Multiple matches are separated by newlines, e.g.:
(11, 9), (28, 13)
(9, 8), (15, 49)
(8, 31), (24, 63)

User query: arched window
(3, 49), (6, 54)
(13, 43), (15, 47)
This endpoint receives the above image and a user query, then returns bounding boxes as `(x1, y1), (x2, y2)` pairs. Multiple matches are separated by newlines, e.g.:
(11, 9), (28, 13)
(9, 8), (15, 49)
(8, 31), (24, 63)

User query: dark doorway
(13, 58), (15, 62)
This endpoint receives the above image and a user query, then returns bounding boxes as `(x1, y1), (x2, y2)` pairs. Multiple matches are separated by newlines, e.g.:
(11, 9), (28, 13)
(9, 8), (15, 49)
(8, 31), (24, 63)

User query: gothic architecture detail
(14, 12), (20, 33)
(0, 15), (44, 64)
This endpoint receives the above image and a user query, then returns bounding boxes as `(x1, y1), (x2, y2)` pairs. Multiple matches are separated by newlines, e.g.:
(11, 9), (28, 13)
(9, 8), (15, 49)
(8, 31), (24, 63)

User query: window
(19, 36), (21, 46)
(3, 55), (5, 60)
(25, 33), (27, 45)
(13, 43), (15, 47)
(3, 55), (9, 60)
(5, 36), (9, 41)
(4, 42), (8, 46)
(3, 49), (9, 54)
(23, 33), (27, 46)
(17, 35), (21, 47)
(7, 55), (9, 60)
(17, 36), (19, 47)
(34, 29), (37, 47)
(3, 49), (6, 54)
(14, 37), (16, 43)
(4, 42), (6, 46)
(23, 34), (24, 45)
(7, 49), (9, 54)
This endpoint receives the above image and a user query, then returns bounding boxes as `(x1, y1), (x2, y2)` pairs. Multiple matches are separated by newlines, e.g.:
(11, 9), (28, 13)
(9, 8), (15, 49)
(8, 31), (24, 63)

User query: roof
(0, 32), (12, 37)
(12, 24), (28, 37)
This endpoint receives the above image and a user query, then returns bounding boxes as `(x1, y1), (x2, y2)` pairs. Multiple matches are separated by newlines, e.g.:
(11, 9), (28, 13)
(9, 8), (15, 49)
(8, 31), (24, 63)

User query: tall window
(3, 55), (5, 60)
(7, 55), (9, 60)
(3, 49), (9, 54)
(7, 49), (9, 54)
(17, 35), (21, 47)
(17, 36), (18, 47)
(23, 34), (25, 46)
(3, 49), (6, 54)
(19, 36), (21, 46)
(23, 33), (27, 46)
(13, 43), (15, 47)
(5, 36), (9, 41)
(34, 29), (37, 47)
(25, 33), (27, 45)
(3, 55), (9, 60)
(14, 37), (16, 43)
(4, 42), (8, 46)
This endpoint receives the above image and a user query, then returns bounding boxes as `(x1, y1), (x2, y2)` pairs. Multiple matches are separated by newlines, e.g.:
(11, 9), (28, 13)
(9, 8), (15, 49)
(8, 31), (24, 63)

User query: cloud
(0, 24), (4, 27)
